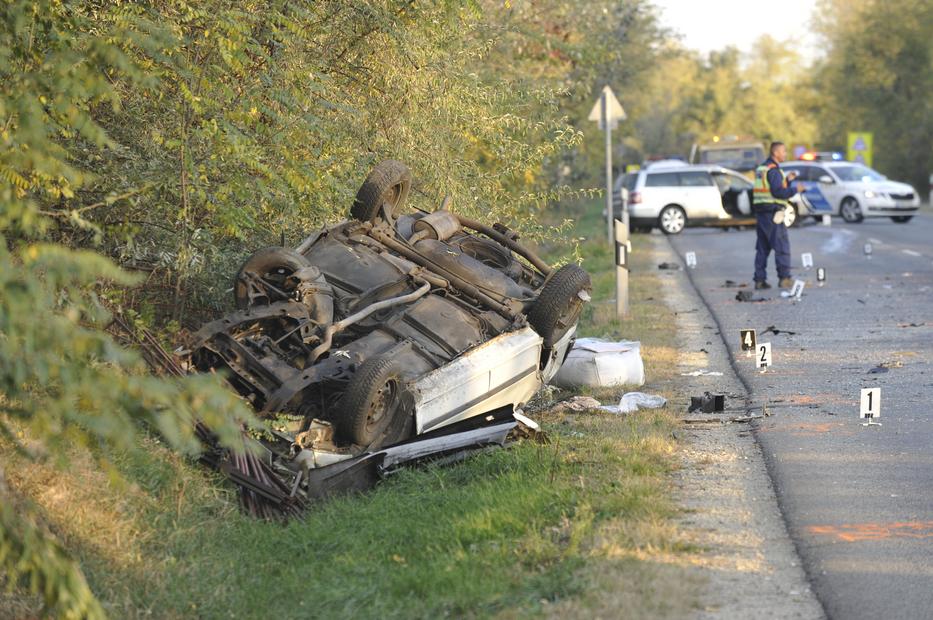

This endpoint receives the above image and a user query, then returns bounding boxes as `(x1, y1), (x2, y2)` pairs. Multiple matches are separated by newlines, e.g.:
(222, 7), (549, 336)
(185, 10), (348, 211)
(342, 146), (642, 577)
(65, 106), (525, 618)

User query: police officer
(752, 142), (804, 289)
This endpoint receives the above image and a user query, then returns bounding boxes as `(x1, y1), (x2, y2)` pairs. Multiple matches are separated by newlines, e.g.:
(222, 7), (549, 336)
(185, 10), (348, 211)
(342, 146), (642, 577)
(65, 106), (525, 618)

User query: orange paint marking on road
(806, 521), (933, 543)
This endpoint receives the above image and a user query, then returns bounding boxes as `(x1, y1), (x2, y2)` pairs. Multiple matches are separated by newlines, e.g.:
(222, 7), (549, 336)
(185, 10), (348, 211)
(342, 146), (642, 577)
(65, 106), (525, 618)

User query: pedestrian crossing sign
(847, 132), (873, 167)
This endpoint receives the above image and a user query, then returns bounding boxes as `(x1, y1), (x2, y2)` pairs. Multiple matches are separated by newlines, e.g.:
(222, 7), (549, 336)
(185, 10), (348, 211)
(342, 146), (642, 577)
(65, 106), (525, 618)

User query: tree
(812, 0), (933, 190)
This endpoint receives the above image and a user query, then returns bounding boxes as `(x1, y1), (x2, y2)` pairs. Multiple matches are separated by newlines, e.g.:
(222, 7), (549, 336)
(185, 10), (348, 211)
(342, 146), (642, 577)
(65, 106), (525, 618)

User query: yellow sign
(847, 132), (873, 167)
(625, 164), (641, 173)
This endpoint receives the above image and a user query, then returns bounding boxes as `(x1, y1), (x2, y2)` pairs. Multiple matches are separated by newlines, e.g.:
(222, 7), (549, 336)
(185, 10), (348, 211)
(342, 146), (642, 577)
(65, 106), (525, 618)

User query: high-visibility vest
(753, 163), (790, 207)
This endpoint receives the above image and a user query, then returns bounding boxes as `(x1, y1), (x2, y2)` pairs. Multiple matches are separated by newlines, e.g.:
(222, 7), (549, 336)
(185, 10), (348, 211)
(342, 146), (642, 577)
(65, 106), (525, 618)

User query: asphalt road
(667, 212), (933, 620)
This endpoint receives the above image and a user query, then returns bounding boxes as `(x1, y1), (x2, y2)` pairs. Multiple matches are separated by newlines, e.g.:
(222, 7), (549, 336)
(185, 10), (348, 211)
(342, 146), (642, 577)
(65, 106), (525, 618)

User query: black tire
(350, 160), (412, 223)
(891, 216), (913, 223)
(528, 264), (591, 348)
(658, 205), (686, 234)
(233, 246), (311, 309)
(840, 196), (863, 223)
(338, 355), (413, 448)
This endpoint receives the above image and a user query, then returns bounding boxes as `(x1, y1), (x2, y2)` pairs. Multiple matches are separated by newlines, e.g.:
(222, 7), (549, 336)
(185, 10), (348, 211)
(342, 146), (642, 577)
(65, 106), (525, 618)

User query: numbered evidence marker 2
(740, 329), (756, 358)
(801, 252), (814, 269)
(757, 342), (772, 372)
(860, 387), (881, 426)
(685, 251), (697, 268)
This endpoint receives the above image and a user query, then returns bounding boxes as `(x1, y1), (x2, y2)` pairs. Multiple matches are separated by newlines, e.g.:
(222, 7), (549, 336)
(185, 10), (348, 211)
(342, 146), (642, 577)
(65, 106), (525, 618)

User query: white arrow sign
(588, 85), (626, 130)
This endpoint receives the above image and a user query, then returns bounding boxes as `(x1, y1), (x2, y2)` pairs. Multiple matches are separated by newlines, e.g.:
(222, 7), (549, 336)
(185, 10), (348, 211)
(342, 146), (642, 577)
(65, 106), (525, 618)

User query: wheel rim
(661, 208), (684, 233)
(841, 198), (859, 221)
(365, 379), (400, 435)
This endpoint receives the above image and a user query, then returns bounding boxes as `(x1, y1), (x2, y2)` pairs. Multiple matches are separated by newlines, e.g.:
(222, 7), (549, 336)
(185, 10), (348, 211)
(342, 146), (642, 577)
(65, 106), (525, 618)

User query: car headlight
(864, 190), (876, 198)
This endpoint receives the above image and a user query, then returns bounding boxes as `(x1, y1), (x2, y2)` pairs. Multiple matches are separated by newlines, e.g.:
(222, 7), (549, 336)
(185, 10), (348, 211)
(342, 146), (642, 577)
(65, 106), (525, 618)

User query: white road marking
(868, 238), (883, 245)
(902, 249), (922, 257)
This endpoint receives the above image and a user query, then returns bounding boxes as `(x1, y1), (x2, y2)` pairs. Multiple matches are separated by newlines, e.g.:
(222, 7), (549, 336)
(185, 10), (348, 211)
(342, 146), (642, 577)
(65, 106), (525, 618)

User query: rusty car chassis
(186, 161), (590, 507)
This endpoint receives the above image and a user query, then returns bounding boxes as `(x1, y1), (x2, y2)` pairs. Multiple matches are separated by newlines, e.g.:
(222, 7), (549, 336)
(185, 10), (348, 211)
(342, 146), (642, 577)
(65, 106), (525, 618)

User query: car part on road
(659, 204), (687, 234)
(735, 290), (767, 302)
(891, 215), (913, 223)
(688, 392), (726, 413)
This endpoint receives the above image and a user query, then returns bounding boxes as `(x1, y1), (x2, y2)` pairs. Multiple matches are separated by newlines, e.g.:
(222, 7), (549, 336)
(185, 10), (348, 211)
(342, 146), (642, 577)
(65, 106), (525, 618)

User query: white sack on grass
(550, 338), (645, 388)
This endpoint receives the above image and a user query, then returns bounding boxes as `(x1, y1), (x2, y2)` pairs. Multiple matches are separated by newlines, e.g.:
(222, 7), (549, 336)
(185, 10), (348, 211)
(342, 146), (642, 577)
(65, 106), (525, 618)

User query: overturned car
(187, 161), (590, 502)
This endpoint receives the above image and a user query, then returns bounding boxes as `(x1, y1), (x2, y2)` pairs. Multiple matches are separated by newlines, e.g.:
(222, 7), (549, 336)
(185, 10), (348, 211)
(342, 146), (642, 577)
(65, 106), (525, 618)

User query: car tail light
(630, 191), (642, 204)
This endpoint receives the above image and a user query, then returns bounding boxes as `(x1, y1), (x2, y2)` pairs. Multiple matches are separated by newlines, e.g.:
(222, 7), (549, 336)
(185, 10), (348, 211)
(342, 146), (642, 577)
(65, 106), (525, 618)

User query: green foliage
(812, 0), (933, 190)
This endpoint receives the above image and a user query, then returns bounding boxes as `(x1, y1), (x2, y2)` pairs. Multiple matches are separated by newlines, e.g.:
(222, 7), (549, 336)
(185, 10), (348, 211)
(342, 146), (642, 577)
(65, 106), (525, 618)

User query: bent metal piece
(369, 227), (521, 318)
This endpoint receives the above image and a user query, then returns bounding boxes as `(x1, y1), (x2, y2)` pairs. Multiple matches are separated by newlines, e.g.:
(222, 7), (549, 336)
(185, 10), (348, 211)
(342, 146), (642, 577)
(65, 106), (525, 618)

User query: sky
(652, 0), (821, 61)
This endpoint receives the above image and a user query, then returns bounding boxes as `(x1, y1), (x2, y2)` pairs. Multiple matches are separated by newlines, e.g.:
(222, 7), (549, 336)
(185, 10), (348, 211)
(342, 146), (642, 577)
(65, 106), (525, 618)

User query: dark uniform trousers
(754, 205), (791, 282)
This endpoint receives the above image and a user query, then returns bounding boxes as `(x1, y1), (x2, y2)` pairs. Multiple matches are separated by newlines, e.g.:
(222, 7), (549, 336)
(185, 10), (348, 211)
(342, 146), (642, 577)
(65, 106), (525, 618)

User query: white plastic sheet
(550, 338), (645, 388)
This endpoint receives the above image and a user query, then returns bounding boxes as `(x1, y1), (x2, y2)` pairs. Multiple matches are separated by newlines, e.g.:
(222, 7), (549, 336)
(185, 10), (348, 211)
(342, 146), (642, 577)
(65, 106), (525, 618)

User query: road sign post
(589, 85), (628, 317)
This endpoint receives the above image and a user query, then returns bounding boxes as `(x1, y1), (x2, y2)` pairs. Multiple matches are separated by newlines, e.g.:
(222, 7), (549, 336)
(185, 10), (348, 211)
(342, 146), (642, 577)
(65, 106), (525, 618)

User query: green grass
(2, 200), (697, 619)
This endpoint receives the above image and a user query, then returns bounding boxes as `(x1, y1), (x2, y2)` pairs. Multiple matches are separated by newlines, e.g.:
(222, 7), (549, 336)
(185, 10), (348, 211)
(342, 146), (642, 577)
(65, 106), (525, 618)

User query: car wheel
(338, 355), (413, 448)
(785, 205), (799, 228)
(840, 197), (863, 223)
(350, 160), (412, 223)
(891, 216), (913, 223)
(658, 205), (686, 234)
(233, 246), (311, 309)
(528, 264), (592, 348)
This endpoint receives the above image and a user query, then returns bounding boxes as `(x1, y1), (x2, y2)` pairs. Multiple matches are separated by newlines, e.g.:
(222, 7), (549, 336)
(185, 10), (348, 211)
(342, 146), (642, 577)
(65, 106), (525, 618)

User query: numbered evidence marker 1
(685, 251), (697, 268)
(816, 267), (826, 287)
(860, 387), (881, 426)
(801, 252), (814, 269)
(757, 342), (772, 373)
(740, 329), (756, 358)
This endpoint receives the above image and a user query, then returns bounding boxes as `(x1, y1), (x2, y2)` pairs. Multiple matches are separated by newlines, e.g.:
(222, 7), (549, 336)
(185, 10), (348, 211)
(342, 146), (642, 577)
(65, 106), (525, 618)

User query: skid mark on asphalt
(757, 421), (854, 438)
(806, 521), (933, 543)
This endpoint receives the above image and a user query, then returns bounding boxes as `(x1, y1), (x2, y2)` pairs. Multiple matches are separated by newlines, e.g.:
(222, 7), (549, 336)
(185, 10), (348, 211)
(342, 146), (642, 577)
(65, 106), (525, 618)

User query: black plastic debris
(735, 290), (767, 302)
(723, 280), (747, 288)
(688, 392), (726, 413)
(763, 325), (798, 336)
(658, 262), (682, 271)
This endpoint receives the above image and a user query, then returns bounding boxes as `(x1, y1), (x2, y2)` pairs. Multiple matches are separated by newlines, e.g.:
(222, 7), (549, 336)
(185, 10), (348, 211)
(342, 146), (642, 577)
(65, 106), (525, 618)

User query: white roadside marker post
(860, 387), (881, 427)
(589, 85), (628, 318)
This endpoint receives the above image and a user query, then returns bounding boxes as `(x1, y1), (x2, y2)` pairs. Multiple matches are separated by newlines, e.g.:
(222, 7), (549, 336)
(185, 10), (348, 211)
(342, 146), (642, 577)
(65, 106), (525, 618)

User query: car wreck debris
(550, 338), (645, 388)
(177, 160), (591, 516)
(688, 392), (726, 413)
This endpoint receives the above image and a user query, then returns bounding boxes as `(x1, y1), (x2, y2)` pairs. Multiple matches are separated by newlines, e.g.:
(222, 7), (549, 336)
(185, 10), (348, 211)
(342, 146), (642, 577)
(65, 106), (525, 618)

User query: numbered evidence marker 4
(757, 342), (772, 373)
(740, 329), (756, 358)
(685, 251), (697, 268)
(801, 252), (814, 269)
(860, 387), (881, 426)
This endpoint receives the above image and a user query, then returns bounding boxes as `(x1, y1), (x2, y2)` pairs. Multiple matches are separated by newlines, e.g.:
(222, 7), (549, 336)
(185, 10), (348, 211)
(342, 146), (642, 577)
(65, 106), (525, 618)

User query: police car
(782, 160), (920, 223)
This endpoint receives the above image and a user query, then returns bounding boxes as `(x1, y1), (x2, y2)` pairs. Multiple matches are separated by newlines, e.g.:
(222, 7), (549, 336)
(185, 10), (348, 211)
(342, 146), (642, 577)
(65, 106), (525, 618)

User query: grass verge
(1, 200), (697, 619)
